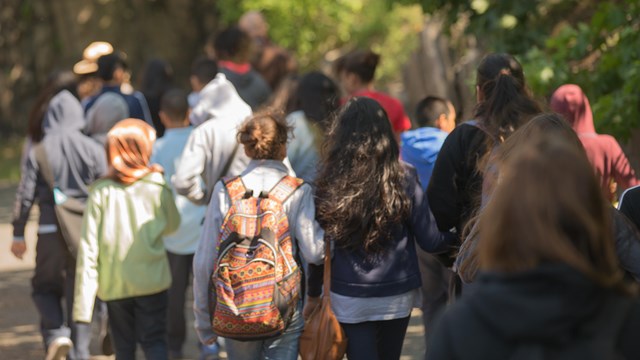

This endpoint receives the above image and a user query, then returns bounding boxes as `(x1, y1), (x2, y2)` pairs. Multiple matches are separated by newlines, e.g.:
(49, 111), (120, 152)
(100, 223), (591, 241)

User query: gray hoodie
(12, 90), (107, 238)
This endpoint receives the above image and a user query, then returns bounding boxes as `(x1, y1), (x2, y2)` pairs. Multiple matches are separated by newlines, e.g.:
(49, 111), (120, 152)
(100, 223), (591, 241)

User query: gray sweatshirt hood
(42, 90), (86, 133)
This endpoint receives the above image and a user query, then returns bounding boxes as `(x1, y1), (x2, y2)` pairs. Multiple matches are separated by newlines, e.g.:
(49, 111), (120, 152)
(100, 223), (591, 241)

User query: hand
(303, 296), (321, 320)
(11, 240), (27, 260)
(204, 335), (218, 346)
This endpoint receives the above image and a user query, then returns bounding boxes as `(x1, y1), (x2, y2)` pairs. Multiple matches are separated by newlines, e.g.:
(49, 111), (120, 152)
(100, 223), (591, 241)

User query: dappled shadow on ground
(0, 269), (42, 359)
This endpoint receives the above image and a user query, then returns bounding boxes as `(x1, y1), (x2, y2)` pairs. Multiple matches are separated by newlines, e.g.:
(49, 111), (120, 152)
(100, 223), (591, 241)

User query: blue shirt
(400, 127), (449, 191)
(151, 126), (206, 254)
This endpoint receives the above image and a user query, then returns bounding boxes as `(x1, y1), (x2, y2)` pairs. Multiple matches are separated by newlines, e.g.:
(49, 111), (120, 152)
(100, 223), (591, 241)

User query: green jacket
(73, 172), (180, 322)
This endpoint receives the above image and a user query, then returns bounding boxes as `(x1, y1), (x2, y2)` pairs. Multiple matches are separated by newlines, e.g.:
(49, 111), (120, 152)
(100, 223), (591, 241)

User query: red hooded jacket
(550, 84), (639, 201)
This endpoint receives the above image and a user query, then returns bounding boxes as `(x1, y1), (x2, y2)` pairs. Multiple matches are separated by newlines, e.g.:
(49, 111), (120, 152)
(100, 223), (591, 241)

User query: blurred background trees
(1, 0), (639, 179)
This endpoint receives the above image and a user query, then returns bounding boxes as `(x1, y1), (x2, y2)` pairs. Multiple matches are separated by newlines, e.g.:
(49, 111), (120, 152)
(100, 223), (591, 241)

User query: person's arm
(409, 166), (457, 253)
(292, 184), (325, 266)
(161, 182), (181, 236)
(73, 188), (102, 323)
(193, 181), (228, 345)
(173, 127), (210, 205)
(11, 150), (40, 255)
(427, 127), (465, 232)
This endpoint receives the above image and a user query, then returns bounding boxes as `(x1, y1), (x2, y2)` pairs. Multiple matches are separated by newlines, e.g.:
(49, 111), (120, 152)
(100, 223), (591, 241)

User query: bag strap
(34, 143), (55, 190)
(220, 142), (240, 179)
(267, 175), (304, 203)
(323, 236), (332, 301)
(222, 176), (249, 201)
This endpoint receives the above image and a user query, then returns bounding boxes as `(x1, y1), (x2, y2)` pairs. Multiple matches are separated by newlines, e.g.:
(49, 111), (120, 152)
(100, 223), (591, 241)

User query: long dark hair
(315, 97), (411, 253)
(290, 71), (340, 131)
(474, 53), (541, 144)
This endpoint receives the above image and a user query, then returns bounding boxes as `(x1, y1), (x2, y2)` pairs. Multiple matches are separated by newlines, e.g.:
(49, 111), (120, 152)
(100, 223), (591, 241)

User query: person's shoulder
(619, 185), (640, 208)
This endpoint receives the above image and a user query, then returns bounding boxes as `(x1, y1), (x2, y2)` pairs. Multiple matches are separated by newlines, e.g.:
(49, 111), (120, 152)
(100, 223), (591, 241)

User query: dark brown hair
(474, 53), (542, 144)
(315, 97), (410, 253)
(213, 26), (252, 62)
(477, 132), (633, 294)
(335, 49), (380, 83)
(237, 110), (290, 160)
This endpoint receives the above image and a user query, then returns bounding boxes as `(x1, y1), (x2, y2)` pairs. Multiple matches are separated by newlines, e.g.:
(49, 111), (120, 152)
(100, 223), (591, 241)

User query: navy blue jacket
(84, 85), (151, 124)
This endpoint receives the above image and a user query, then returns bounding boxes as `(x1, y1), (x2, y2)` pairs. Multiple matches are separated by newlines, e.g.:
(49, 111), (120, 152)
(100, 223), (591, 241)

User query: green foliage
(215, 0), (423, 87)
(410, 0), (640, 139)
(0, 137), (23, 183)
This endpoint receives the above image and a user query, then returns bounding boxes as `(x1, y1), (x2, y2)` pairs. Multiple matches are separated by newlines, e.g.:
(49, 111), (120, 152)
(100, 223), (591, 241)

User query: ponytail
(474, 53), (541, 143)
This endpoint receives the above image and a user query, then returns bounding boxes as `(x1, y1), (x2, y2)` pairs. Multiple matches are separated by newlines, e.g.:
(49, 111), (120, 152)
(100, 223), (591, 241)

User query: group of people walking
(10, 11), (640, 360)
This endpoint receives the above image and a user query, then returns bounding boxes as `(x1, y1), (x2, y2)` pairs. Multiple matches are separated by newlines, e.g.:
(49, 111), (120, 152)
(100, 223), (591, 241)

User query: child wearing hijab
(73, 118), (180, 360)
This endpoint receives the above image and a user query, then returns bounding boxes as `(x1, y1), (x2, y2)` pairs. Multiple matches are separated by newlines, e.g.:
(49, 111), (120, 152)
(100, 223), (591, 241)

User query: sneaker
(45, 337), (73, 360)
(199, 341), (220, 360)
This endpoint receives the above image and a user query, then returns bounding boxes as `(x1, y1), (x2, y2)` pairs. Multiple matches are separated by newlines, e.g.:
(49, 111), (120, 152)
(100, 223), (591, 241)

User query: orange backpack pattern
(209, 175), (304, 340)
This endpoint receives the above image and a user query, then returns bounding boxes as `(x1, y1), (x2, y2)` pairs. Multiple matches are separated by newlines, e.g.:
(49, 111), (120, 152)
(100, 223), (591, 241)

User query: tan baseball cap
(73, 41), (114, 75)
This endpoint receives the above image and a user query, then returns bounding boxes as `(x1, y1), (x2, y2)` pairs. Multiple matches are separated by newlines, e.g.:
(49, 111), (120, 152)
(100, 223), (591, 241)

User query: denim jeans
(224, 301), (304, 360)
(32, 231), (91, 360)
(106, 290), (169, 360)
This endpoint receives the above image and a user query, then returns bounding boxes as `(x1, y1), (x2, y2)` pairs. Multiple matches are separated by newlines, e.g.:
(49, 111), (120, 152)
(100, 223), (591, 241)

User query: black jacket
(427, 263), (640, 359)
(427, 122), (487, 236)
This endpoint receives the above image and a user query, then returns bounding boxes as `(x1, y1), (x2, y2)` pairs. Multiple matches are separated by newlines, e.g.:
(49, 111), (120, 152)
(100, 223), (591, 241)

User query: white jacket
(173, 74), (253, 205)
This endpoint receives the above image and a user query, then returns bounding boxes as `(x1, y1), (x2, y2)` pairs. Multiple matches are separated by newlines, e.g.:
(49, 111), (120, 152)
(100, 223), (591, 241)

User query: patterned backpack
(209, 175), (304, 340)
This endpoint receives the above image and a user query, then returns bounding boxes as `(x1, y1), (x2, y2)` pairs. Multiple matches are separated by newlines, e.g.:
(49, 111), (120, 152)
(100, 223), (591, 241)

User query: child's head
(106, 118), (162, 184)
(160, 89), (190, 129)
(414, 96), (456, 133)
(190, 57), (219, 93)
(237, 111), (290, 161)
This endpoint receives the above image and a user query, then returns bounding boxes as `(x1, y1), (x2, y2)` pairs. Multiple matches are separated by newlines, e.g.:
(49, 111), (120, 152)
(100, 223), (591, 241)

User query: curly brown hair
(315, 97), (411, 253)
(237, 110), (291, 160)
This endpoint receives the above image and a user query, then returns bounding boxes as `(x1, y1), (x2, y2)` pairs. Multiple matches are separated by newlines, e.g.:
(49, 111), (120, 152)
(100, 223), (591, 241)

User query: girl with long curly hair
(310, 97), (453, 360)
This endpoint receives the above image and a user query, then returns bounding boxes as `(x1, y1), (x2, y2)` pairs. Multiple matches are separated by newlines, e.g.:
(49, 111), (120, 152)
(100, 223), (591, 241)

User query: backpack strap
(266, 176), (304, 203)
(222, 176), (250, 201)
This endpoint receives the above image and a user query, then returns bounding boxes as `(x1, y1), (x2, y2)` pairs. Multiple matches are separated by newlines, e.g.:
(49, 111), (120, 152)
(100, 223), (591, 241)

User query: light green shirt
(73, 172), (180, 322)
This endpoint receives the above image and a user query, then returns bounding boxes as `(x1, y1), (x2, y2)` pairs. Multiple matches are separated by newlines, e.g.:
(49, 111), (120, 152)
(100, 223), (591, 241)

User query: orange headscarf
(106, 118), (163, 185)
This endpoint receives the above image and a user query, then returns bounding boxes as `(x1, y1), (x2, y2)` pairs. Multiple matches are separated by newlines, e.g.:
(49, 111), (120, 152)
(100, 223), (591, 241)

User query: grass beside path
(0, 136), (23, 185)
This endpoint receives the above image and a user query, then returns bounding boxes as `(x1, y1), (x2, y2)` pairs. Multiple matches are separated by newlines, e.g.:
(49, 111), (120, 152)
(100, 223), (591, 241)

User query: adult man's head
(415, 96), (456, 133)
